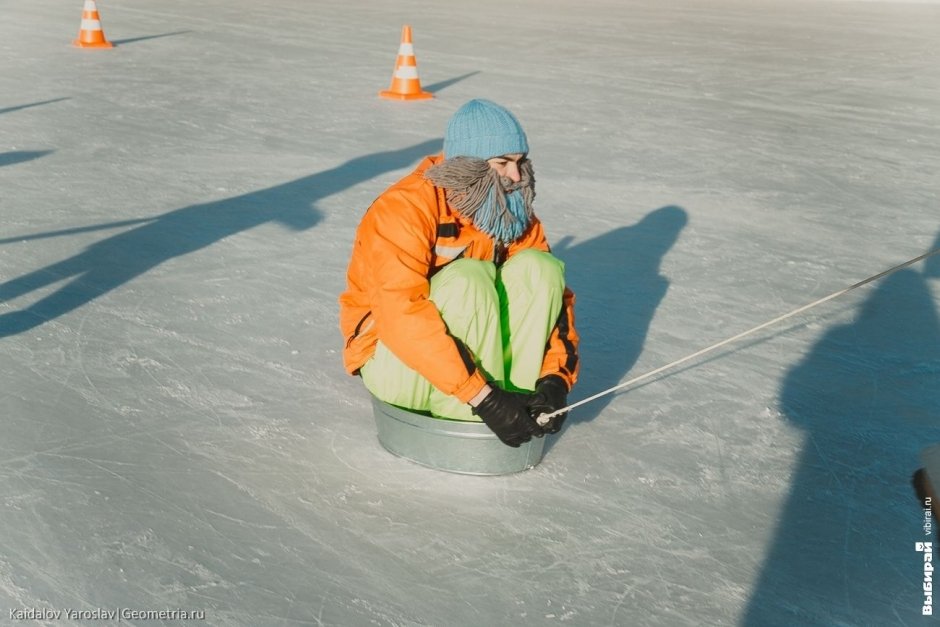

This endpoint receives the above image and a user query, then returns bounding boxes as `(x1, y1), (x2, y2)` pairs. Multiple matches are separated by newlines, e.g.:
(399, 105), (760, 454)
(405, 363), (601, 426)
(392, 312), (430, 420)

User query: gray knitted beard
(424, 157), (536, 244)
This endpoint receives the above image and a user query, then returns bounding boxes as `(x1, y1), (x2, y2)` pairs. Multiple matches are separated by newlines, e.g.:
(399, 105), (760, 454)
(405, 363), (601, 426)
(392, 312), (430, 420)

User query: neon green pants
(361, 249), (566, 421)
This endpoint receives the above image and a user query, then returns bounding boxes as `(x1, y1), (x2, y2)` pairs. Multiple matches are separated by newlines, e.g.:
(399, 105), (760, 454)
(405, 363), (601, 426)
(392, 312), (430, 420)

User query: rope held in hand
(535, 247), (940, 427)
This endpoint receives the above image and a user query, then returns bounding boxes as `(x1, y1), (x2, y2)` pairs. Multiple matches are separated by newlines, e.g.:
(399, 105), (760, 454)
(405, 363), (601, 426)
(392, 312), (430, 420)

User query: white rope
(536, 247), (940, 426)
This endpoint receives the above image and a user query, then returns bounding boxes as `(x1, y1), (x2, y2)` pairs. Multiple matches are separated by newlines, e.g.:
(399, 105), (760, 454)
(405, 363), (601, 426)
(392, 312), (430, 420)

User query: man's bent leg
(428, 259), (504, 420)
(361, 259), (504, 421)
(360, 340), (433, 412)
(497, 249), (566, 392)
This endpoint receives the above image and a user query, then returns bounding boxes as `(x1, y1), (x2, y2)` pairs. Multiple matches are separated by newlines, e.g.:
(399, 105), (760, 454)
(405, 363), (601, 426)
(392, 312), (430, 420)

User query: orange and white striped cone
(73, 0), (113, 49)
(379, 25), (432, 101)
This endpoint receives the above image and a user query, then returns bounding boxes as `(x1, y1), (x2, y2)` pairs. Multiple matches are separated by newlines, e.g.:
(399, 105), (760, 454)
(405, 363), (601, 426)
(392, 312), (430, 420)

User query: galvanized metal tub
(371, 396), (545, 475)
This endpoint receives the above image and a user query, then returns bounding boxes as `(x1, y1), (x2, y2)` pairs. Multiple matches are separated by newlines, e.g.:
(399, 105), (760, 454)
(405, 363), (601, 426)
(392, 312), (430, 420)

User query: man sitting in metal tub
(340, 99), (580, 451)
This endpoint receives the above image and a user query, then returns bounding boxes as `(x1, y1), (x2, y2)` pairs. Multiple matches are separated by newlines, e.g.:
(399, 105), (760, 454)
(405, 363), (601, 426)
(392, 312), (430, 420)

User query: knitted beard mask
(424, 156), (535, 244)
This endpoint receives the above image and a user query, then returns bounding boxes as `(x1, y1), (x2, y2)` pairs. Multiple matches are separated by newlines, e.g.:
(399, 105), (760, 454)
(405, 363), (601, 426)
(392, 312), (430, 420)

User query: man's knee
(500, 250), (565, 289)
(430, 259), (498, 305)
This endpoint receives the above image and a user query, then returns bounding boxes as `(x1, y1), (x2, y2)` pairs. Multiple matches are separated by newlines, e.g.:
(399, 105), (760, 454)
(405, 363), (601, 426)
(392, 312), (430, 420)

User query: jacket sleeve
(541, 286), (580, 390)
(507, 219), (581, 391)
(361, 188), (488, 403)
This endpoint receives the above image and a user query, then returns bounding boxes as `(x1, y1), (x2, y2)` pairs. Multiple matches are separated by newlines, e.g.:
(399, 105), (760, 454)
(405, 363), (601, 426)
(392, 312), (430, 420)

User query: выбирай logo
(915, 542), (933, 616)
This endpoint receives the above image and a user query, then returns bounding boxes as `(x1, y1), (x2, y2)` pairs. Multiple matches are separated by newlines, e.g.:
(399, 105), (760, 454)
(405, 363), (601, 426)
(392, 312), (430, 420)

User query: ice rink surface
(2, 0), (940, 625)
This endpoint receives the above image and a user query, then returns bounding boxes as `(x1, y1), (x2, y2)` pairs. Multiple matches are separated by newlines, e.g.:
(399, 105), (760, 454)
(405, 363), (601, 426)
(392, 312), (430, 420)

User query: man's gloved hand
(527, 375), (569, 434)
(471, 386), (543, 447)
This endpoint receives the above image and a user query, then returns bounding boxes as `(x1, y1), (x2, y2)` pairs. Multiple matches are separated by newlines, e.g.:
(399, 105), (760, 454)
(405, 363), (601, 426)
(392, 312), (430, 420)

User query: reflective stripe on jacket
(339, 154), (579, 403)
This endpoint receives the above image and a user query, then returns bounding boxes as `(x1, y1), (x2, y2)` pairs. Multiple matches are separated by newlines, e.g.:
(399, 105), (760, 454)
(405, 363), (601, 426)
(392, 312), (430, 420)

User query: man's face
(486, 153), (526, 184)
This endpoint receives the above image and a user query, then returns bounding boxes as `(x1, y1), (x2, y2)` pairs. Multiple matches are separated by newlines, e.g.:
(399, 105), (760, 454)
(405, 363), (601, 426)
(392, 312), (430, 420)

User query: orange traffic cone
(73, 0), (113, 49)
(379, 25), (432, 101)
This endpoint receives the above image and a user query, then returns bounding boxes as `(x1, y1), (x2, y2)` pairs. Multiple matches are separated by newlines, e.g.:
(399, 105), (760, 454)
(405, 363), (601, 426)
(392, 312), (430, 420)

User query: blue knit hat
(443, 99), (529, 160)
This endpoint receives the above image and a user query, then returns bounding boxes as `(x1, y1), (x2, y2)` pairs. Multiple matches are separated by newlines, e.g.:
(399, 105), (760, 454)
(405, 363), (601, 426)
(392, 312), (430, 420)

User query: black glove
(527, 375), (569, 434)
(472, 386), (543, 447)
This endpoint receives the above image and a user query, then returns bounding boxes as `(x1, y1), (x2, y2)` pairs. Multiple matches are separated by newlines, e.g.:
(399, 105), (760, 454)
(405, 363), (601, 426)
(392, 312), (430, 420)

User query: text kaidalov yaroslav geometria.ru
(9, 607), (207, 621)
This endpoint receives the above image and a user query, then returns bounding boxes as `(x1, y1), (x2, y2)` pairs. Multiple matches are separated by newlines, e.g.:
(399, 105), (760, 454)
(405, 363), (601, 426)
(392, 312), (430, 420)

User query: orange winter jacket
(339, 154), (579, 404)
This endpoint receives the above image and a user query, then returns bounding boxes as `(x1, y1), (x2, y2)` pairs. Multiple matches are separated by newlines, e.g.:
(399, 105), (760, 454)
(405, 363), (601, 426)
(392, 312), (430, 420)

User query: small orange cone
(73, 0), (113, 49)
(379, 25), (432, 101)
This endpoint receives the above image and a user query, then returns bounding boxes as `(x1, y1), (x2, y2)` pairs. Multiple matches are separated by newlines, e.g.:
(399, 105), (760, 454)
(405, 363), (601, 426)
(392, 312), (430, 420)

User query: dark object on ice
(912, 469), (936, 518)
(914, 443), (940, 518)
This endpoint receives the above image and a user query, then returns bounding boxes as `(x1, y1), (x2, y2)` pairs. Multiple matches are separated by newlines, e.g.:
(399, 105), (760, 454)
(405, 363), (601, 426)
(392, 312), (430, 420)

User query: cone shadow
(0, 150), (54, 168)
(0, 98), (69, 116)
(109, 31), (192, 46)
(423, 72), (481, 95)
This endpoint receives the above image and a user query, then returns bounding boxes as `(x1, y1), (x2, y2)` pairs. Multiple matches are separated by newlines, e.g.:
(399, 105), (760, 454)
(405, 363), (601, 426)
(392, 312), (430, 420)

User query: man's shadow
(743, 233), (940, 626)
(551, 205), (688, 439)
(0, 139), (441, 337)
